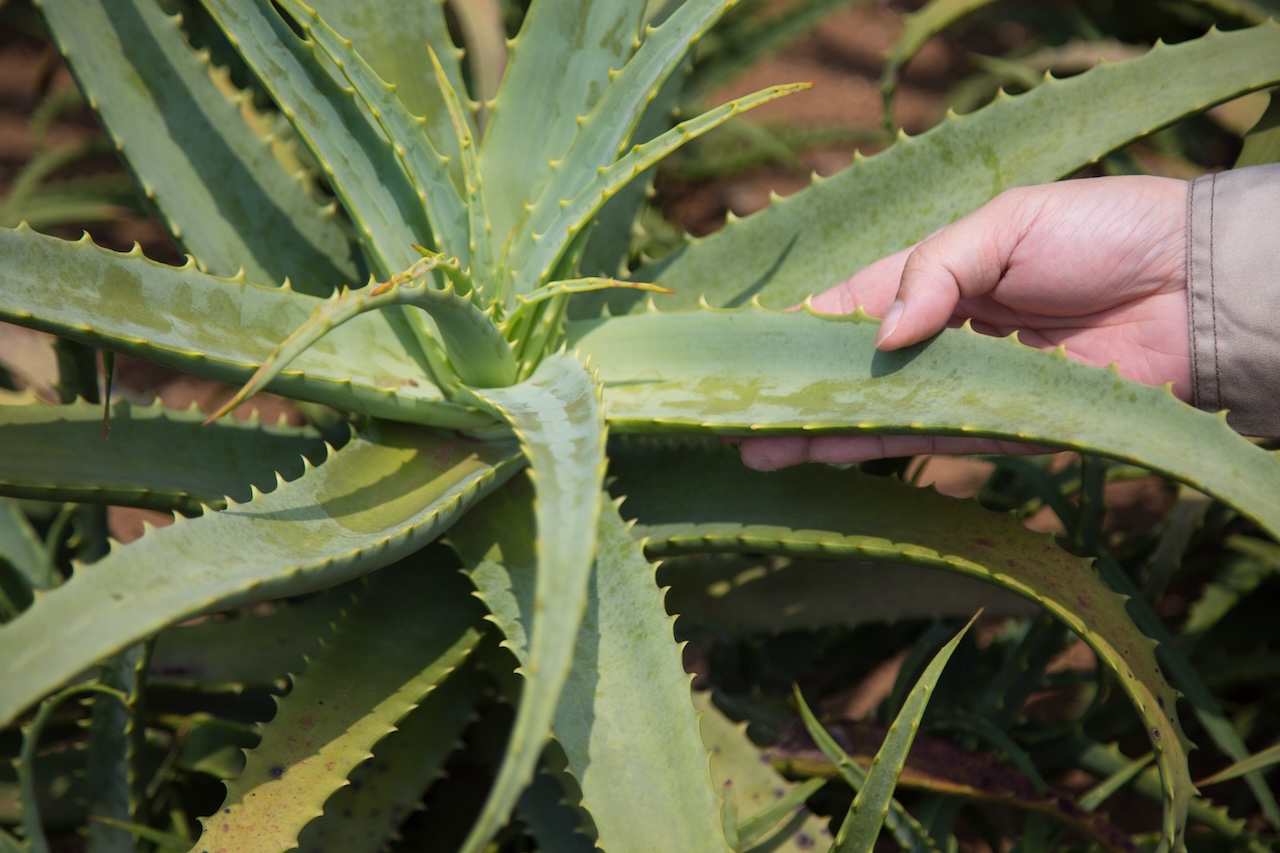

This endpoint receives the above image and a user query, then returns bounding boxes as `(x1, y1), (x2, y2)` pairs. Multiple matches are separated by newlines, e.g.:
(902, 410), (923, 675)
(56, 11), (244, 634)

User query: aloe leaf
(274, 0), (470, 269)
(612, 442), (1192, 853)
(36, 0), (357, 292)
(199, 0), (426, 278)
(0, 398), (326, 513)
(879, 0), (1000, 129)
(478, 1), (646, 245)
(641, 21), (1280, 312)
(449, 353), (607, 853)
(0, 423), (521, 728)
(294, 664), (487, 852)
(0, 497), (47, 595)
(196, 558), (485, 853)
(206, 264), (515, 422)
(790, 687), (938, 853)
(695, 691), (833, 852)
(1237, 91), (1280, 168)
(511, 83), (809, 294)
(427, 45), (498, 283)
(452, 481), (731, 851)
(571, 306), (1280, 542)
(85, 644), (145, 853)
(659, 553), (1034, 633)
(832, 615), (977, 853)
(0, 227), (488, 429)
(307, 0), (471, 184)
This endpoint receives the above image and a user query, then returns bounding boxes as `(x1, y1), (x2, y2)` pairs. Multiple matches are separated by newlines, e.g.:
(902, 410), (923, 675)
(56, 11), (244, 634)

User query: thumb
(876, 190), (1029, 350)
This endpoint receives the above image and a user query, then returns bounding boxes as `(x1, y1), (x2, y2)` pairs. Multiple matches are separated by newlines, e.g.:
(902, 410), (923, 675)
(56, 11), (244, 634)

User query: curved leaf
(195, 558), (485, 853)
(451, 353), (607, 853)
(571, 306), (1280, 542)
(612, 443), (1192, 853)
(0, 227), (489, 429)
(36, 0), (357, 291)
(631, 21), (1280, 312)
(0, 423), (521, 727)
(0, 398), (326, 513)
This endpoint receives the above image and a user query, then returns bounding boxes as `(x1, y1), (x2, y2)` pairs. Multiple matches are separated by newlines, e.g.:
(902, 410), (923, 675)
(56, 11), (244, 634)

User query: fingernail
(876, 300), (903, 347)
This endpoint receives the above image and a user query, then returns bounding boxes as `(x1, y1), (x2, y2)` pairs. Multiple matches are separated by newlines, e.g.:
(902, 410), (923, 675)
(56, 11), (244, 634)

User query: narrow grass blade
(1197, 743), (1280, 787)
(790, 689), (937, 853)
(832, 614), (978, 853)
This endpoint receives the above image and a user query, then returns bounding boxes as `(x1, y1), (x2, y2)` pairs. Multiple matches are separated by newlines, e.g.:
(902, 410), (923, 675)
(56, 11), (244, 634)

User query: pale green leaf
(0, 227), (488, 429)
(0, 398), (326, 513)
(37, 0), (357, 292)
(635, 22), (1280, 313)
(571, 307), (1280, 543)
(0, 423), (521, 727)
(199, 0), (426, 277)
(479, 1), (646, 247)
(451, 353), (607, 853)
(452, 482), (731, 852)
(274, 0), (470, 268)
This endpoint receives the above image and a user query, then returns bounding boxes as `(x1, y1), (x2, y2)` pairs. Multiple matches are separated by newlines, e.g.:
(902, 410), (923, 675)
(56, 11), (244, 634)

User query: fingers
(738, 433), (1051, 471)
(875, 190), (1030, 350)
(809, 248), (912, 317)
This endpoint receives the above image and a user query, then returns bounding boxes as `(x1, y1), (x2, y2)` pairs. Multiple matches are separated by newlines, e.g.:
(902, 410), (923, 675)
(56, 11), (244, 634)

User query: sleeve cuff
(1187, 162), (1280, 437)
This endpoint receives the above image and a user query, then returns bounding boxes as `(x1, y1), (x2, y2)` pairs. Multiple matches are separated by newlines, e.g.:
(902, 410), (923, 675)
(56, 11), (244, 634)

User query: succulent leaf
(35, 0), (357, 293)
(635, 21), (1280, 313)
(0, 423), (521, 727)
(0, 227), (489, 429)
(615, 442), (1191, 852)
(274, 0), (470, 272)
(571, 306), (1280, 542)
(450, 353), (607, 853)
(512, 82), (810, 295)
(478, 1), (647, 246)
(196, 558), (485, 853)
(452, 482), (731, 852)
(0, 398), (326, 513)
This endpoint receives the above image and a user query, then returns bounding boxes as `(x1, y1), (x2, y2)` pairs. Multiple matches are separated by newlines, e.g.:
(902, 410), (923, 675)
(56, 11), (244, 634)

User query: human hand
(738, 175), (1192, 471)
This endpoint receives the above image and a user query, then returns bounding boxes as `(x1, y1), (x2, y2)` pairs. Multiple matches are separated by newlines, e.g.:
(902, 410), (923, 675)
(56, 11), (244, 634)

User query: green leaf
(695, 691), (832, 853)
(830, 614), (978, 853)
(199, 0), (427, 278)
(453, 483), (732, 852)
(36, 0), (357, 292)
(0, 497), (47, 603)
(790, 687), (937, 853)
(0, 423), (521, 728)
(612, 442), (1192, 853)
(306, 0), (471, 183)
(450, 353), (607, 853)
(1196, 741), (1280, 787)
(571, 306), (1280, 543)
(511, 82), (809, 294)
(0, 226), (487, 429)
(478, 1), (647, 248)
(0, 398), (326, 513)
(196, 557), (485, 853)
(274, 0), (470, 269)
(638, 21), (1280, 312)
(295, 664), (488, 853)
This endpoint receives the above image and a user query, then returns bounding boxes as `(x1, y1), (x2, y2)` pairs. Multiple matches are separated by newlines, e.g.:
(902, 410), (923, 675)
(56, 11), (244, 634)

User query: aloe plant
(3, 1), (1280, 851)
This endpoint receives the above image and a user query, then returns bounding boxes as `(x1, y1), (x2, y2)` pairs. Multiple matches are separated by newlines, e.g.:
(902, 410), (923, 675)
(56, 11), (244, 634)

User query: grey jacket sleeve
(1187, 162), (1280, 437)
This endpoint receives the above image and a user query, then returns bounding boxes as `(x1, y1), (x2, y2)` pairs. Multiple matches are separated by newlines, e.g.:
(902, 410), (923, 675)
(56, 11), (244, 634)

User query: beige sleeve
(1187, 162), (1280, 437)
